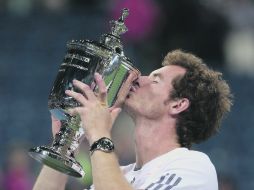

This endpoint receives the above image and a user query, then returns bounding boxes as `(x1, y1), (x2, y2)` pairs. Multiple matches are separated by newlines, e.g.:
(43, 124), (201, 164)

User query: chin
(123, 105), (136, 119)
(123, 98), (134, 111)
(124, 98), (141, 117)
(123, 98), (131, 109)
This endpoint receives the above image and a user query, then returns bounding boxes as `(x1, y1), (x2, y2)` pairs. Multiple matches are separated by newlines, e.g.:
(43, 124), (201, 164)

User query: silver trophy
(29, 8), (140, 178)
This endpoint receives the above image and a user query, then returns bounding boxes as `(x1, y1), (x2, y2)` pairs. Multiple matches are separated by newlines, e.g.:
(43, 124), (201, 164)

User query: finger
(121, 71), (138, 96)
(114, 71), (139, 107)
(94, 73), (107, 104)
(73, 79), (96, 100)
(127, 71), (138, 86)
(67, 107), (83, 116)
(51, 115), (61, 136)
(110, 107), (122, 123)
(65, 89), (87, 105)
(108, 105), (120, 112)
(108, 106), (115, 112)
(51, 115), (61, 127)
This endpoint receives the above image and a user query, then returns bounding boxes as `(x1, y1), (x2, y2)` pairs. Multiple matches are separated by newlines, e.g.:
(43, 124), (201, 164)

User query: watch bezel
(90, 137), (114, 155)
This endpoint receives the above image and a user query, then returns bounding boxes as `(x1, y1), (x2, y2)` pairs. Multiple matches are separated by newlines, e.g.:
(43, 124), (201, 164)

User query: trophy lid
(66, 9), (131, 60)
(110, 8), (129, 38)
(100, 8), (130, 56)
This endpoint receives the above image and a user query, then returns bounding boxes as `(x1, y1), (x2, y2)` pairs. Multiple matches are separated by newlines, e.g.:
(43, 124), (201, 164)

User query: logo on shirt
(145, 173), (182, 190)
(131, 177), (136, 184)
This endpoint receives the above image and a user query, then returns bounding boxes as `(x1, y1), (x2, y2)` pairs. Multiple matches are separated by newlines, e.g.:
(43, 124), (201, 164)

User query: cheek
(135, 85), (170, 104)
(140, 100), (167, 119)
(151, 88), (170, 102)
(139, 93), (167, 111)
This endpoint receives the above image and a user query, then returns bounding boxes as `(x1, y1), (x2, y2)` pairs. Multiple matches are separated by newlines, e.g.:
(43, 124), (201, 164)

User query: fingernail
(95, 72), (101, 78)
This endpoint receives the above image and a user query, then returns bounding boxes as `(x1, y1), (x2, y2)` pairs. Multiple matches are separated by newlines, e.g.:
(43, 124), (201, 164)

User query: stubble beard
(123, 99), (136, 119)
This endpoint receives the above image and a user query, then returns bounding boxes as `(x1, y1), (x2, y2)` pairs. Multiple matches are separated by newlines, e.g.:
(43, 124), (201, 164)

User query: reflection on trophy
(29, 8), (140, 178)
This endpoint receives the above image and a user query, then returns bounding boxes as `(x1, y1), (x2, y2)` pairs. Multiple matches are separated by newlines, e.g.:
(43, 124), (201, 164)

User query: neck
(133, 116), (180, 169)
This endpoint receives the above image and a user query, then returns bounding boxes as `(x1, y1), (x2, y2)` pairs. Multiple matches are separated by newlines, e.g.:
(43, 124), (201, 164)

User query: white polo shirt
(89, 148), (218, 190)
(121, 148), (218, 190)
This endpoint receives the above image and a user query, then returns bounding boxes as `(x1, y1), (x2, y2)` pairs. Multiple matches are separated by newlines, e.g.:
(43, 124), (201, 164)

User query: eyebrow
(150, 72), (163, 80)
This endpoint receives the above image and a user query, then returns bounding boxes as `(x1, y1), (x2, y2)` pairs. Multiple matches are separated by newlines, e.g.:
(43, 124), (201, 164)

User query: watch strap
(89, 137), (114, 155)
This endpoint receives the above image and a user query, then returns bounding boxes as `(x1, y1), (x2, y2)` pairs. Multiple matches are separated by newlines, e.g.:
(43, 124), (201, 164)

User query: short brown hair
(162, 50), (233, 148)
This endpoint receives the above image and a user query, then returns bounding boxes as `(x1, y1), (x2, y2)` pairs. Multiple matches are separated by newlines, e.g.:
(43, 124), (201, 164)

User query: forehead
(150, 65), (186, 79)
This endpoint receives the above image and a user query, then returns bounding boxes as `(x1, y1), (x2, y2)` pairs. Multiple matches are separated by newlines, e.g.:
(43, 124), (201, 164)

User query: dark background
(0, 0), (254, 189)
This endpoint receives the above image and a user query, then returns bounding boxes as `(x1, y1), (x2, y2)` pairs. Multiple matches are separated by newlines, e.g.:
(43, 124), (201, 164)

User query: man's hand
(65, 73), (121, 145)
(65, 73), (133, 190)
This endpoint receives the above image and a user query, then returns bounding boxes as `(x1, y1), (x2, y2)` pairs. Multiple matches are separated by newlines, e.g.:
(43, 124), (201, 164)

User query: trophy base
(29, 146), (85, 178)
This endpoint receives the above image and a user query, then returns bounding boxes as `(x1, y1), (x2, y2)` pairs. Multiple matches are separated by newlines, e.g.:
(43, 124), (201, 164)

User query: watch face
(99, 138), (114, 152)
(90, 137), (114, 154)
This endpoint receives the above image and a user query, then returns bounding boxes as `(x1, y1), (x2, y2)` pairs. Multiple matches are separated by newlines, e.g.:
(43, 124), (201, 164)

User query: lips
(130, 85), (137, 92)
(130, 81), (140, 92)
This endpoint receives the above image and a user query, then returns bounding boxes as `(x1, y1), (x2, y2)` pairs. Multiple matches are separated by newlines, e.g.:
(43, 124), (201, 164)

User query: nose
(136, 76), (150, 86)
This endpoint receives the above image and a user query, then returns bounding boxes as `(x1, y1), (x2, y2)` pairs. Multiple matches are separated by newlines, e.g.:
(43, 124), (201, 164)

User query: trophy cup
(29, 8), (140, 178)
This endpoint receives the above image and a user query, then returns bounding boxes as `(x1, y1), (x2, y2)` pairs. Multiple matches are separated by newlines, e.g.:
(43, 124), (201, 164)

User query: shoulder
(165, 148), (218, 189)
(164, 148), (217, 176)
(142, 148), (218, 190)
(163, 148), (214, 167)
(172, 148), (216, 171)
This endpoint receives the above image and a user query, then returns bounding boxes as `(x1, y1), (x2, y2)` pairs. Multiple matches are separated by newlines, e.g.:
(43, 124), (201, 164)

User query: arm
(33, 166), (68, 190)
(66, 73), (133, 190)
(91, 151), (133, 190)
(33, 116), (68, 190)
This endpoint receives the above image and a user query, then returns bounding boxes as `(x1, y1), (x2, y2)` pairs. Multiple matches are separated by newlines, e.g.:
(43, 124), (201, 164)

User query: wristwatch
(90, 137), (114, 155)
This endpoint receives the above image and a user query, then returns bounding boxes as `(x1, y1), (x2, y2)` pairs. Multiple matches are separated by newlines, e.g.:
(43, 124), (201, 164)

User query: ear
(168, 98), (190, 115)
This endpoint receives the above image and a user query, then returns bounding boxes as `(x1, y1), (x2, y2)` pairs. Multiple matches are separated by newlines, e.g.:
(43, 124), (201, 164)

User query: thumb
(110, 108), (122, 124)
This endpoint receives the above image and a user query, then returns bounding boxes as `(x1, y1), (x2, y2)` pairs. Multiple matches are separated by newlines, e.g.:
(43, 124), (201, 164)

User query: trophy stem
(29, 117), (85, 178)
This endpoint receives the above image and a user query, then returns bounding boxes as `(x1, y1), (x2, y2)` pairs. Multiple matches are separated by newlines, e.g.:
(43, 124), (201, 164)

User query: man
(33, 50), (232, 190)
